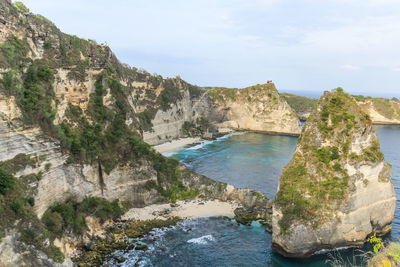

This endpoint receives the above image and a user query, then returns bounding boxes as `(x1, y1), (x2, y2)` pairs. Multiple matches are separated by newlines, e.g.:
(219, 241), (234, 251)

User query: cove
(106, 125), (400, 266)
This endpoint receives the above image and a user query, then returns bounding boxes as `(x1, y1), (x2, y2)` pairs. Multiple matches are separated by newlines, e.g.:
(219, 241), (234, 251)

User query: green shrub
(0, 167), (17, 195)
(188, 84), (202, 99)
(14, 2), (29, 12)
(11, 199), (25, 214)
(42, 211), (63, 237)
(333, 163), (342, 171)
(315, 146), (340, 165)
(136, 111), (154, 131)
(45, 197), (125, 236)
(0, 35), (30, 68)
(26, 197), (35, 207)
(50, 202), (85, 233)
(280, 93), (318, 115)
(47, 246), (65, 263)
(45, 163), (51, 171)
(79, 197), (124, 222)
(321, 105), (330, 121)
(158, 79), (182, 111)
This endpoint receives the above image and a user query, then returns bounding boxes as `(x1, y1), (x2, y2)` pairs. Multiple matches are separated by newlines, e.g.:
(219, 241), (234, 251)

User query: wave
(187, 234), (215, 245)
(185, 140), (213, 151)
(216, 131), (247, 141)
(185, 131), (248, 151)
(313, 245), (358, 255)
(162, 151), (178, 157)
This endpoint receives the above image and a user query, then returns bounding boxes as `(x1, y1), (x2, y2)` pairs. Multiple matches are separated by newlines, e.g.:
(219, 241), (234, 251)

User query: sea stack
(272, 88), (396, 257)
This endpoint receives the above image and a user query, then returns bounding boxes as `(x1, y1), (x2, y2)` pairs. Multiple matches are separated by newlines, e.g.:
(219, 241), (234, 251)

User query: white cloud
(20, 0), (400, 95)
(341, 64), (360, 70)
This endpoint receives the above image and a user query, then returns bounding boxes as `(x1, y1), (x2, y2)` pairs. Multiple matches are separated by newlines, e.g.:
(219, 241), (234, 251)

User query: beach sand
(152, 137), (202, 154)
(122, 199), (240, 221)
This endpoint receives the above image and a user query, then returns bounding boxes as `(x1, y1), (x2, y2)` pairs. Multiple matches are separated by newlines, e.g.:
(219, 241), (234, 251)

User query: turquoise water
(165, 132), (298, 198)
(106, 126), (400, 266)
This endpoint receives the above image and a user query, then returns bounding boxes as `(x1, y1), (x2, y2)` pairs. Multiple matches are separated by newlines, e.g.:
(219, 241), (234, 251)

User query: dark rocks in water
(234, 207), (272, 230)
(73, 218), (180, 266)
(116, 256), (126, 263)
(135, 241), (149, 251)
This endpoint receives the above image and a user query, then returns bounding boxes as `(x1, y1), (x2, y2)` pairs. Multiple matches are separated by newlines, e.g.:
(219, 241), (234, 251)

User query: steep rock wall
(356, 98), (400, 125)
(206, 84), (302, 135)
(272, 89), (396, 257)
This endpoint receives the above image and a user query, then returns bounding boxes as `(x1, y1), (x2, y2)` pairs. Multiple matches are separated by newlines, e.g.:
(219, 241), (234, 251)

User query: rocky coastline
(66, 195), (272, 266)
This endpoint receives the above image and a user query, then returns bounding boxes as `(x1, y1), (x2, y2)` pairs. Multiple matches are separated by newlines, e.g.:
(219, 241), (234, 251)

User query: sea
(104, 125), (400, 266)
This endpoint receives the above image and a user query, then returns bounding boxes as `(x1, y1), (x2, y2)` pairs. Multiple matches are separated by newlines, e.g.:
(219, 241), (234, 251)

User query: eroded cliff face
(0, 1), (274, 265)
(143, 83), (302, 146)
(206, 84), (302, 135)
(272, 89), (396, 257)
(356, 98), (400, 125)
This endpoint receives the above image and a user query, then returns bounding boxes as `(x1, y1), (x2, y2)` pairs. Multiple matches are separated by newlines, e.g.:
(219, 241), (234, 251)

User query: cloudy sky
(22, 0), (400, 97)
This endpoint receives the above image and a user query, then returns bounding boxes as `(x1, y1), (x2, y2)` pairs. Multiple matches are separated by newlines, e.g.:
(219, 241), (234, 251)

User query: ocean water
(105, 125), (400, 266)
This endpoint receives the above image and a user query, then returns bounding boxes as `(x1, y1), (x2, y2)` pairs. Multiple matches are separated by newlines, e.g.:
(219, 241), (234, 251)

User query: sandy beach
(152, 137), (202, 154)
(122, 199), (240, 221)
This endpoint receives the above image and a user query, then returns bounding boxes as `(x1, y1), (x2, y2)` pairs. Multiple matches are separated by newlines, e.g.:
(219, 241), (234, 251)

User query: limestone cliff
(0, 1), (273, 265)
(142, 82), (302, 145)
(205, 84), (302, 135)
(355, 97), (400, 125)
(280, 93), (318, 121)
(281, 92), (400, 125)
(272, 88), (396, 257)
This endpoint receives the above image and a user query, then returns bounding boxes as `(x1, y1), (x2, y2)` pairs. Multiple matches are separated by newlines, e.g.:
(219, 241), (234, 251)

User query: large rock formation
(280, 93), (318, 121)
(281, 92), (400, 125)
(272, 88), (396, 257)
(0, 1), (273, 265)
(355, 97), (400, 125)
(205, 84), (302, 135)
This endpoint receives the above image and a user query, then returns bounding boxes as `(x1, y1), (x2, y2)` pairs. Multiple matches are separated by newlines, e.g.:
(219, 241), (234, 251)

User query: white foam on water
(185, 140), (213, 151)
(187, 234), (215, 245)
(184, 131), (247, 151)
(216, 131), (247, 141)
(162, 151), (178, 157)
(313, 245), (358, 255)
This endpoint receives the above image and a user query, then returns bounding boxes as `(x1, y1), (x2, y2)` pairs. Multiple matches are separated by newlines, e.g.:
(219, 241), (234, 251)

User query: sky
(21, 0), (400, 98)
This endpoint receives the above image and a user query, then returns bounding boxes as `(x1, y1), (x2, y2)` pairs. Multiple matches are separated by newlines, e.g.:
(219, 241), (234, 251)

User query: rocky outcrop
(143, 82), (302, 145)
(0, 1), (276, 265)
(356, 98), (400, 125)
(280, 93), (317, 121)
(272, 88), (396, 258)
(280, 92), (400, 125)
(206, 84), (302, 135)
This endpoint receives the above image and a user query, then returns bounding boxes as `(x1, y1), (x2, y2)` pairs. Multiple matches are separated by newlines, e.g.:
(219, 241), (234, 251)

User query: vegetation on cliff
(0, 0), (208, 203)
(355, 96), (400, 122)
(280, 93), (318, 117)
(0, 154), (64, 262)
(0, 1), (218, 263)
(206, 83), (278, 104)
(280, 91), (400, 123)
(367, 239), (400, 267)
(275, 88), (385, 233)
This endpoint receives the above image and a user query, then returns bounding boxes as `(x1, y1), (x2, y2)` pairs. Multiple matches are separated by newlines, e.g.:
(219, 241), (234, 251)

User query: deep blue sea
(105, 125), (400, 266)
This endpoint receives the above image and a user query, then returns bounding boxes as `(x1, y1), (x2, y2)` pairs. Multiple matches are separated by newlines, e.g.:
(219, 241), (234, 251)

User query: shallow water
(106, 125), (400, 266)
